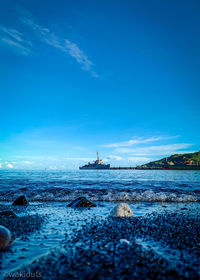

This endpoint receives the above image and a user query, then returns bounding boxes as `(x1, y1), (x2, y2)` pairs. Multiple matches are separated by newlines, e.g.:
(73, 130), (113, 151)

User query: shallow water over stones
(0, 201), (199, 279)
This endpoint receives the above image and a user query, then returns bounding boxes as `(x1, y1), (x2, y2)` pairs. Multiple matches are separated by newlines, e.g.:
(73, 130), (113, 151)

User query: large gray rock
(110, 203), (133, 217)
(67, 197), (96, 208)
(0, 225), (14, 249)
(12, 195), (29, 206)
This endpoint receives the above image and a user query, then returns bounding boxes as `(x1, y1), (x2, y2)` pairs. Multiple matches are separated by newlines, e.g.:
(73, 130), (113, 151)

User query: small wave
(0, 188), (199, 202)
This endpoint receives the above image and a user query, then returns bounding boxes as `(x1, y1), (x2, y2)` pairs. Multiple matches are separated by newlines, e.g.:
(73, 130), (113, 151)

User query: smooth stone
(19, 187), (28, 191)
(67, 197), (96, 208)
(12, 195), (29, 206)
(110, 203), (133, 218)
(0, 211), (17, 217)
(120, 239), (131, 245)
(0, 225), (14, 249)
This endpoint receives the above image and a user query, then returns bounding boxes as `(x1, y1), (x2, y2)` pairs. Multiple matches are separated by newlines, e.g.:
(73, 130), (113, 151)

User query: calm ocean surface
(0, 170), (199, 202)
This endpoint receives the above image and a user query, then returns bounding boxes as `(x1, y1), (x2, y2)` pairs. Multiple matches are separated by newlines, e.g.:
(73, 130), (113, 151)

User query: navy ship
(79, 152), (110, 170)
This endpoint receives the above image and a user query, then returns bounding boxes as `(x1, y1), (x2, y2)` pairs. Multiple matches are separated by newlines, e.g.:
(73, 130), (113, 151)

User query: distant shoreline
(110, 167), (200, 170)
(80, 166), (200, 170)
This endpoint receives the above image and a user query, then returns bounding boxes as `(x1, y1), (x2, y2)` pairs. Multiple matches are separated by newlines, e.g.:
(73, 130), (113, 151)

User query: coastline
(0, 201), (200, 279)
(0, 170), (199, 279)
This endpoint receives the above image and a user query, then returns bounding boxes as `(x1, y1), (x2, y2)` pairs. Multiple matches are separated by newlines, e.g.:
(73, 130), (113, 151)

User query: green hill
(141, 151), (200, 168)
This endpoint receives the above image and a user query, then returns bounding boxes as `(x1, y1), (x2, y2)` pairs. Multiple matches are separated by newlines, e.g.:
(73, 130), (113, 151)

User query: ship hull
(79, 166), (110, 170)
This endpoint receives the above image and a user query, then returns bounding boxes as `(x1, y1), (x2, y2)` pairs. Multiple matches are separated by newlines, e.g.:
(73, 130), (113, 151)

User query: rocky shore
(0, 199), (199, 280)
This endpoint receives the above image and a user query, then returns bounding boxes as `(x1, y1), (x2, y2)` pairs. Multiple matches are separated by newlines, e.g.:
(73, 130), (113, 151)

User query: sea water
(0, 170), (199, 277)
(0, 169), (199, 202)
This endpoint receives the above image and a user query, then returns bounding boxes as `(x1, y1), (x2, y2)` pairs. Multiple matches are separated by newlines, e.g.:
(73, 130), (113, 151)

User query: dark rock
(0, 211), (17, 217)
(19, 187), (28, 191)
(12, 195), (29, 206)
(0, 225), (15, 249)
(67, 197), (96, 208)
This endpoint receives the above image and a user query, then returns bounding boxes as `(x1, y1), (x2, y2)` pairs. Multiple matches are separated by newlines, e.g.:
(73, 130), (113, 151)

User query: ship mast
(97, 151), (100, 161)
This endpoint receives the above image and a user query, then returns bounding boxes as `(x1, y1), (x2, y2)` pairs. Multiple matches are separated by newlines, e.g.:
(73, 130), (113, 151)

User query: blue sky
(0, 0), (199, 169)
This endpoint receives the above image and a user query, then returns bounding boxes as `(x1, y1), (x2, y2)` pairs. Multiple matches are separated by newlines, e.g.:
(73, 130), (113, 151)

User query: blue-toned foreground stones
(12, 195), (29, 206)
(67, 197), (96, 208)
(0, 225), (14, 249)
(110, 203), (133, 217)
(0, 211), (17, 217)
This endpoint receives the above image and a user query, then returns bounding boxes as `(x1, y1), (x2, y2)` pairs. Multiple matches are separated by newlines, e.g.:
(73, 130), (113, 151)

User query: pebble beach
(0, 170), (199, 279)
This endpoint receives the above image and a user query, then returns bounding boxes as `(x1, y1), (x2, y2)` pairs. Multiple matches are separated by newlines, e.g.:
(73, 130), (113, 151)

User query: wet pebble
(0, 225), (14, 249)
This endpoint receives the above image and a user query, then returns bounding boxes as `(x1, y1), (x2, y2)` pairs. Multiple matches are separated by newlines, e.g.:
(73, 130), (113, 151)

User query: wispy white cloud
(0, 25), (32, 55)
(0, 25), (25, 42)
(1, 37), (30, 55)
(21, 160), (33, 165)
(48, 165), (58, 170)
(20, 15), (50, 37)
(104, 155), (152, 165)
(14, 7), (98, 77)
(0, 155), (151, 169)
(127, 157), (151, 164)
(0, 7), (98, 76)
(101, 136), (177, 148)
(6, 163), (14, 169)
(115, 143), (193, 156)
(43, 35), (99, 77)
(105, 155), (123, 161)
(65, 40), (93, 71)
(105, 155), (151, 163)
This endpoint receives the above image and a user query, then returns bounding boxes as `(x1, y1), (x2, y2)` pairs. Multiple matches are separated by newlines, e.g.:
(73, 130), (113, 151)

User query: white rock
(110, 203), (133, 218)
(0, 225), (14, 249)
(120, 239), (131, 245)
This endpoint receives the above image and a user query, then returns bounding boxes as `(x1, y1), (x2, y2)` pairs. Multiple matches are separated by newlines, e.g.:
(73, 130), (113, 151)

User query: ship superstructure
(79, 152), (110, 170)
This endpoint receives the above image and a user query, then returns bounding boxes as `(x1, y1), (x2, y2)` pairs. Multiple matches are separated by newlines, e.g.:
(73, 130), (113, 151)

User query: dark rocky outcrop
(12, 195), (29, 206)
(0, 211), (17, 217)
(67, 197), (96, 208)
